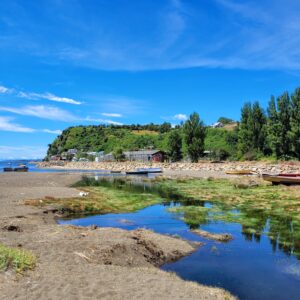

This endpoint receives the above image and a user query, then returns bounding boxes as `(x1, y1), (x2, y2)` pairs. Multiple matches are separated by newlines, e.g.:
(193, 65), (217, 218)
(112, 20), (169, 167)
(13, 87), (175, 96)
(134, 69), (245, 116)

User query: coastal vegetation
(25, 177), (164, 214)
(26, 176), (300, 258)
(46, 87), (300, 162)
(0, 243), (36, 273)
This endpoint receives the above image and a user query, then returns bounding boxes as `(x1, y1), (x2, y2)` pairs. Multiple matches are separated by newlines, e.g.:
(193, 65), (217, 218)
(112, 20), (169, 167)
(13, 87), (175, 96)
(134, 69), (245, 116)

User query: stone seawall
(38, 160), (300, 174)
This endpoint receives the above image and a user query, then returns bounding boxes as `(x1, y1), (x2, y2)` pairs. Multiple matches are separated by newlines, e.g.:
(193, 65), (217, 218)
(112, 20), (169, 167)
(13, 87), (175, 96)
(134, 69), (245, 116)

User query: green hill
(46, 123), (239, 160)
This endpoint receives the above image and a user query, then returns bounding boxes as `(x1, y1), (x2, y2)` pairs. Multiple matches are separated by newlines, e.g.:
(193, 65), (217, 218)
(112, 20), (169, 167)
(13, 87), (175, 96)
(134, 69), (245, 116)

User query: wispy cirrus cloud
(0, 85), (13, 94)
(0, 116), (62, 135)
(0, 84), (82, 105)
(0, 105), (77, 122)
(0, 104), (124, 125)
(0, 116), (35, 133)
(18, 91), (82, 105)
(101, 113), (122, 118)
(42, 129), (62, 134)
(85, 116), (123, 125)
(2, 0), (299, 71)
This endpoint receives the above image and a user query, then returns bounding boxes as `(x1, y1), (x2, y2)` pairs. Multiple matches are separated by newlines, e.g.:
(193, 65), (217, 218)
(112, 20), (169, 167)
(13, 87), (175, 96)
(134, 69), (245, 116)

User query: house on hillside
(101, 149), (165, 162)
(210, 122), (224, 128)
(50, 155), (61, 161)
(67, 149), (78, 155)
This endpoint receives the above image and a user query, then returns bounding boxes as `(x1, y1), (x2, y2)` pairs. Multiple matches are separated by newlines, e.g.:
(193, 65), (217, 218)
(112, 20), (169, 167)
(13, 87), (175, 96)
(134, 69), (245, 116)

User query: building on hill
(101, 149), (165, 162)
(210, 122), (224, 128)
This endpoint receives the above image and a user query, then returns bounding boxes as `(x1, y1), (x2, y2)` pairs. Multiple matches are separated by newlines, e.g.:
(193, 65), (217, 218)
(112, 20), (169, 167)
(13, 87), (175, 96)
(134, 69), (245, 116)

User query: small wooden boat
(262, 174), (300, 185)
(13, 166), (29, 172)
(3, 167), (13, 172)
(125, 170), (148, 175)
(137, 168), (162, 173)
(110, 170), (122, 174)
(225, 170), (254, 175)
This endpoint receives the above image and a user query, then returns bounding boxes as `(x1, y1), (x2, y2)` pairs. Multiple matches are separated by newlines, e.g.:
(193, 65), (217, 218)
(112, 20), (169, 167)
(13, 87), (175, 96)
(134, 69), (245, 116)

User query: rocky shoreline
(38, 160), (300, 175)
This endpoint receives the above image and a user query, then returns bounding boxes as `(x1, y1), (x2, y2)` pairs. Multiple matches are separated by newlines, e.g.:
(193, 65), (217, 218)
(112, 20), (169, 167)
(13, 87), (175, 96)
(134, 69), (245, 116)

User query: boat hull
(125, 171), (148, 175)
(137, 168), (162, 173)
(225, 170), (253, 175)
(262, 174), (300, 185)
(13, 167), (29, 172)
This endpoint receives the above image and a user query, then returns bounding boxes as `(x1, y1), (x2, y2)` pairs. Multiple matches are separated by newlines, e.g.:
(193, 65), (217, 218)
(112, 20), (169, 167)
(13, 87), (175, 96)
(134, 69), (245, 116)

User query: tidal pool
(58, 177), (300, 300)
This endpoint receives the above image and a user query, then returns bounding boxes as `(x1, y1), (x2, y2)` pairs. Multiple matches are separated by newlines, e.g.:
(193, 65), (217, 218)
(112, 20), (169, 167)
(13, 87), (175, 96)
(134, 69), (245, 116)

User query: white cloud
(41, 0), (300, 71)
(0, 85), (12, 94)
(0, 85), (82, 105)
(0, 116), (62, 134)
(173, 114), (188, 121)
(0, 105), (77, 122)
(0, 116), (35, 133)
(18, 91), (82, 105)
(101, 113), (122, 118)
(42, 129), (62, 134)
(85, 116), (123, 125)
(0, 104), (126, 125)
(0, 145), (47, 160)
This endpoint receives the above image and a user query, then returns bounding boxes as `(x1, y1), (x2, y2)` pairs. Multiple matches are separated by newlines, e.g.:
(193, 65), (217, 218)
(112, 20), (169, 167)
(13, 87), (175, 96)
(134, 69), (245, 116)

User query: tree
(290, 88), (300, 159)
(113, 148), (125, 161)
(238, 102), (267, 158)
(183, 112), (206, 162)
(238, 103), (253, 156)
(267, 95), (281, 157)
(159, 122), (172, 133)
(167, 130), (183, 162)
(217, 117), (234, 125)
(277, 92), (292, 157)
(252, 101), (267, 153)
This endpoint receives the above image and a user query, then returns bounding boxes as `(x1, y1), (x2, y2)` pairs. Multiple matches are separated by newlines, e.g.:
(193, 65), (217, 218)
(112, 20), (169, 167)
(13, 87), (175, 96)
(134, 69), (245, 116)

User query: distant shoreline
(37, 160), (300, 178)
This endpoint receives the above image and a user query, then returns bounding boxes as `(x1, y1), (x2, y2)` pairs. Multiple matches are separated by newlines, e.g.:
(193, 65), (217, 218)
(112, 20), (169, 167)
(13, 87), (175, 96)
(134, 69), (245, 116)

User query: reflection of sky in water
(59, 202), (300, 300)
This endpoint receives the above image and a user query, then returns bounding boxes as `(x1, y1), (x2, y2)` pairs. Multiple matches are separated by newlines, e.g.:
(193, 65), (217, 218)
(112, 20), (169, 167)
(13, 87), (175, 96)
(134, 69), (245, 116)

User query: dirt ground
(0, 173), (235, 300)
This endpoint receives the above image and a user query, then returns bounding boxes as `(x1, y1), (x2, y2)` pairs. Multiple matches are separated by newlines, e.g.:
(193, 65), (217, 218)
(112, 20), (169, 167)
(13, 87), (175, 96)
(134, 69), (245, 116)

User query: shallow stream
(58, 177), (300, 300)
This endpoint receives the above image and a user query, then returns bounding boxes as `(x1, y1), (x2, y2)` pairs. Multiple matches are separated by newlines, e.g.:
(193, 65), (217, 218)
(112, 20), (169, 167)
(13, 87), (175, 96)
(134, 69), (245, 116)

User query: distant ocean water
(0, 159), (111, 175)
(0, 159), (46, 173)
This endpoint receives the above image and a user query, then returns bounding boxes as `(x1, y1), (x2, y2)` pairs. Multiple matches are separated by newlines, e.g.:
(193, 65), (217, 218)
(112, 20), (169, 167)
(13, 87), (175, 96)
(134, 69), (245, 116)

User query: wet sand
(0, 173), (235, 300)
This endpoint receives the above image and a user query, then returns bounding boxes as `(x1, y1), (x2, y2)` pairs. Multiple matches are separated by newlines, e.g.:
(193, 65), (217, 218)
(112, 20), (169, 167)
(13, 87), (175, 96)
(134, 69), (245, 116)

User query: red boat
(262, 173), (300, 185)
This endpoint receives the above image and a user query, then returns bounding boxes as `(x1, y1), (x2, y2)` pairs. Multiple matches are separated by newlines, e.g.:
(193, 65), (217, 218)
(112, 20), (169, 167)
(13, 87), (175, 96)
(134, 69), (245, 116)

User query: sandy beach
(0, 172), (234, 300)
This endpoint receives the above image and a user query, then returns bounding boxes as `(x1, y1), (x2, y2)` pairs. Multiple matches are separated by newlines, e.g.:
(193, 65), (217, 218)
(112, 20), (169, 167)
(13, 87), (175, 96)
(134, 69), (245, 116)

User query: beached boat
(262, 174), (300, 185)
(13, 166), (29, 172)
(225, 170), (254, 175)
(125, 170), (149, 175)
(137, 168), (162, 173)
(3, 167), (14, 172)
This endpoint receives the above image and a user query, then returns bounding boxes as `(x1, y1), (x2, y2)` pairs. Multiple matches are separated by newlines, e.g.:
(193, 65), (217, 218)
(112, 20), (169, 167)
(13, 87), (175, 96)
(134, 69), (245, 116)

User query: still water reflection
(59, 177), (300, 300)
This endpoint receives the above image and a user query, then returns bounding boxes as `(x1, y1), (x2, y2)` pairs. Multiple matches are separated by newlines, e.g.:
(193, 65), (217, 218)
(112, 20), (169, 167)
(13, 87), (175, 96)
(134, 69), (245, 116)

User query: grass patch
(26, 184), (163, 215)
(0, 243), (36, 273)
(25, 176), (300, 259)
(131, 130), (159, 135)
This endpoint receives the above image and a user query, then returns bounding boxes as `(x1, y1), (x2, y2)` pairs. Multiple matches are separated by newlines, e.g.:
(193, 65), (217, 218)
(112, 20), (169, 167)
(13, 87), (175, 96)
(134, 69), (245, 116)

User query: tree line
(47, 87), (300, 162)
(167, 87), (300, 162)
(238, 88), (300, 160)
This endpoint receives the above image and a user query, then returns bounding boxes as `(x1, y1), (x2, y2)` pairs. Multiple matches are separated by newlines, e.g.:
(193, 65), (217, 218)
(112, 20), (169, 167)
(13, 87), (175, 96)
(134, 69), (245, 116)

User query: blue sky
(1, 0), (300, 159)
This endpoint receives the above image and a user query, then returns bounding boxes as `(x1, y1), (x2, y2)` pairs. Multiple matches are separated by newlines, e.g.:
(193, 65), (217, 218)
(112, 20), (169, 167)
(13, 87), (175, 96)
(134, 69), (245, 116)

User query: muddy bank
(0, 173), (235, 300)
(191, 229), (233, 242)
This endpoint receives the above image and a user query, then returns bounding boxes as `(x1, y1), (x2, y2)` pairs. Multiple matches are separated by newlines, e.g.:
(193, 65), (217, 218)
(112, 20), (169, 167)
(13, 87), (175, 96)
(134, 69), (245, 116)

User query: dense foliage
(47, 87), (300, 161)
(238, 87), (300, 160)
(183, 112), (206, 162)
(167, 129), (183, 162)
